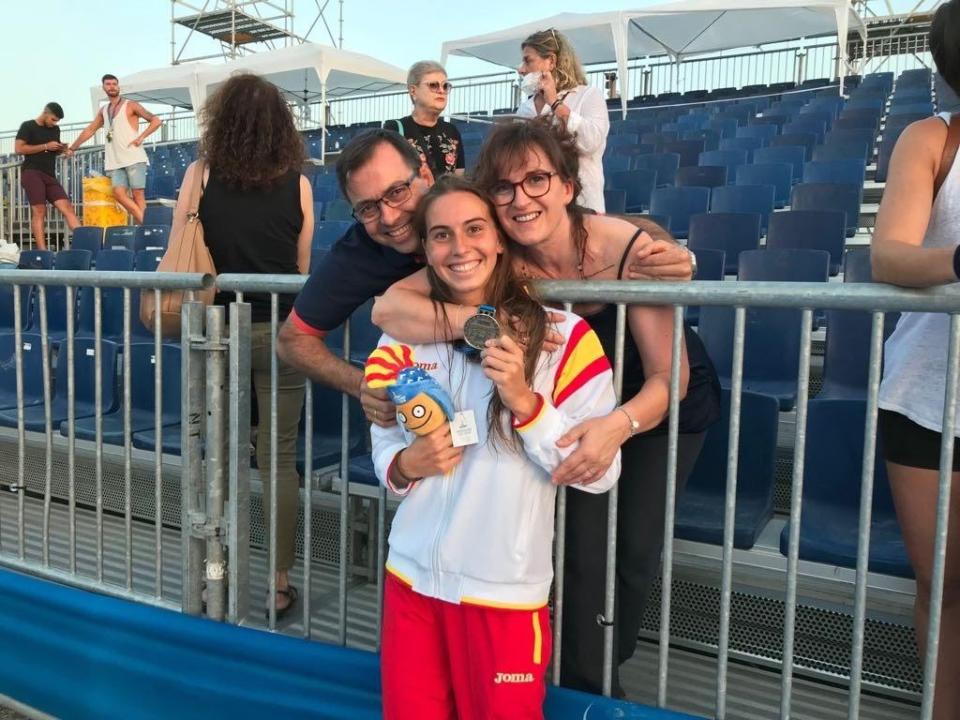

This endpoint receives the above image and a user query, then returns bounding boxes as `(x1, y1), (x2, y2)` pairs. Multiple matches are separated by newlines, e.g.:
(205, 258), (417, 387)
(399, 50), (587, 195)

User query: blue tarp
(0, 568), (702, 719)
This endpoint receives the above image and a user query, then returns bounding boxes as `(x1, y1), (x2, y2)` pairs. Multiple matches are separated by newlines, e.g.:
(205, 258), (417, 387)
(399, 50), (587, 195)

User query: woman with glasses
(516, 28), (609, 213)
(387, 60), (465, 182)
(372, 175), (619, 719)
(373, 119), (720, 697)
(178, 73), (313, 620)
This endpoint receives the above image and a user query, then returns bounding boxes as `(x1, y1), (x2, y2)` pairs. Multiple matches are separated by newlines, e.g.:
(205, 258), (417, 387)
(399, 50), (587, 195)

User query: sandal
(266, 585), (299, 621)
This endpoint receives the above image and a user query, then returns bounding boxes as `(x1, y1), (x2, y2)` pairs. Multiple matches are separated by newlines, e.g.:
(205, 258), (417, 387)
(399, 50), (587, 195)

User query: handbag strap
(187, 159), (206, 217)
(934, 114), (960, 200)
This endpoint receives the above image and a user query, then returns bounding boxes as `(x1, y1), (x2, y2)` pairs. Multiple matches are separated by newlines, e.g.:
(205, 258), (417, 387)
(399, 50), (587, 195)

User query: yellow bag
(81, 176), (127, 227)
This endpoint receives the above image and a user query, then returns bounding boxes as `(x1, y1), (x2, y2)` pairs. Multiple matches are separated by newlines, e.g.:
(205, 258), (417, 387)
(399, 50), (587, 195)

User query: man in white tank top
(68, 74), (162, 225)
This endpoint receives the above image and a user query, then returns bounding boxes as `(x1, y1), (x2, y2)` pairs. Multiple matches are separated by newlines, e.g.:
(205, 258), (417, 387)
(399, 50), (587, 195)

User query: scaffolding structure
(170, 0), (344, 65)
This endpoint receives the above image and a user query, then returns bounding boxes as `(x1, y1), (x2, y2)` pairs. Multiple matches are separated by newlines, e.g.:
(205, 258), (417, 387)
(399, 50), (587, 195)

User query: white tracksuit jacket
(371, 310), (620, 609)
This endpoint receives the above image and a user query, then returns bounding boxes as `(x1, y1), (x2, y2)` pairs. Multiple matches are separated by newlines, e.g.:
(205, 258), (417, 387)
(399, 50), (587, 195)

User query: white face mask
(519, 71), (542, 97)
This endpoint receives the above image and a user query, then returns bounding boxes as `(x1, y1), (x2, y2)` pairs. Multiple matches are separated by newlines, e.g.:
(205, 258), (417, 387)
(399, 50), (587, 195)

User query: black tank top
(582, 230), (721, 436)
(199, 169), (303, 323)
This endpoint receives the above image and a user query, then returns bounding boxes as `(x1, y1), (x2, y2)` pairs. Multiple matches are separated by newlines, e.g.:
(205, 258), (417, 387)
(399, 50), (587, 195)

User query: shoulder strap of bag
(934, 115), (960, 200)
(187, 159), (206, 217)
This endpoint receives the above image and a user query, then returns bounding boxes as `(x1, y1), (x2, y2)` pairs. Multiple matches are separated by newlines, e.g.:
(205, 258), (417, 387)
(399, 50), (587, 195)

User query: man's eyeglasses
(489, 172), (558, 206)
(421, 81), (453, 94)
(352, 172), (419, 223)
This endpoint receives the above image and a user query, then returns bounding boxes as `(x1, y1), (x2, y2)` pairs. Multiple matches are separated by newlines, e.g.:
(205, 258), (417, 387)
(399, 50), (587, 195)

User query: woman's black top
(199, 169), (303, 323)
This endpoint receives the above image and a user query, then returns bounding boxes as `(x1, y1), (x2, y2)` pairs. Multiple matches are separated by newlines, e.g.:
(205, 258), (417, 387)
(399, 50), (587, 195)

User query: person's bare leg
(132, 189), (147, 225)
(113, 186), (143, 225)
(888, 461), (960, 720)
(29, 205), (47, 251)
(52, 198), (81, 231)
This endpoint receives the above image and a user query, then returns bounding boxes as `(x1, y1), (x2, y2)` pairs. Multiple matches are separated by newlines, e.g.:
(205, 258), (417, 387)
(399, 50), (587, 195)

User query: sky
(0, 0), (931, 131)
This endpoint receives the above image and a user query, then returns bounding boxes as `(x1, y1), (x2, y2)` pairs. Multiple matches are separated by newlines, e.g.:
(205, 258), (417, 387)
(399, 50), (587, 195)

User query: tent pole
(321, 81), (327, 165)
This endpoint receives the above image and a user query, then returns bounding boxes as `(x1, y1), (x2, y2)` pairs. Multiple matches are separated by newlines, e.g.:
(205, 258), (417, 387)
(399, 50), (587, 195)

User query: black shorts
(21, 169), (68, 206)
(879, 409), (960, 472)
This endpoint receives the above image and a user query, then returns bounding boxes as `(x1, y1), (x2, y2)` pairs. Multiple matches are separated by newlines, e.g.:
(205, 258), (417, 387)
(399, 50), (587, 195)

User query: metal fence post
(203, 305), (228, 622)
(181, 301), (206, 616)
(227, 301), (252, 625)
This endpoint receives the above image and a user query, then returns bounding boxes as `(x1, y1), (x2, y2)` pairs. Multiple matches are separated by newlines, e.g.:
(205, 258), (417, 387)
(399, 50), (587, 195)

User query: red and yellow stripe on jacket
(552, 318), (611, 408)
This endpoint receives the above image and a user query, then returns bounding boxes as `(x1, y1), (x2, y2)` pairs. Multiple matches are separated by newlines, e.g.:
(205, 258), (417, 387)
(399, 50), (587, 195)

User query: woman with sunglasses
(387, 60), (465, 182)
(516, 28), (609, 213)
(373, 119), (720, 697)
(372, 175), (619, 719)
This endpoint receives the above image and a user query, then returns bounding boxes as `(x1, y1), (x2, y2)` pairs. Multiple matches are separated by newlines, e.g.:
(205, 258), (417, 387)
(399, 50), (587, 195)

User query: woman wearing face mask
(387, 60), (465, 182)
(373, 120), (721, 697)
(373, 176), (619, 720)
(516, 28), (609, 213)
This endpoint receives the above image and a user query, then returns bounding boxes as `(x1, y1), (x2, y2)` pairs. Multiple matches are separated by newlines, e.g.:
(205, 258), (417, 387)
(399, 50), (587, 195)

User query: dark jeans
(559, 431), (706, 696)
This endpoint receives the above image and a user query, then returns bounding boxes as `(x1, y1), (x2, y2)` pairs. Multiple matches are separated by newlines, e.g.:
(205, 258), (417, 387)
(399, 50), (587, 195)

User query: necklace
(519, 241), (615, 281)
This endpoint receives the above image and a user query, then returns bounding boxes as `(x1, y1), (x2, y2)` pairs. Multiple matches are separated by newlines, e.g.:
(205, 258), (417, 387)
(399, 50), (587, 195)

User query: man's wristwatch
(688, 249), (698, 280)
(463, 305), (501, 350)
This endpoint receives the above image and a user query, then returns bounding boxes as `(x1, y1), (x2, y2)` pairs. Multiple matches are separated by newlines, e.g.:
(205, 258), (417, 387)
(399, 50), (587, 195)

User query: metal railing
(0, 270), (954, 718)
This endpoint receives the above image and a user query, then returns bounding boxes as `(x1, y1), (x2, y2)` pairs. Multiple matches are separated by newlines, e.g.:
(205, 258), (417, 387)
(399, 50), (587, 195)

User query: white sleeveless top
(101, 99), (149, 171)
(879, 113), (960, 434)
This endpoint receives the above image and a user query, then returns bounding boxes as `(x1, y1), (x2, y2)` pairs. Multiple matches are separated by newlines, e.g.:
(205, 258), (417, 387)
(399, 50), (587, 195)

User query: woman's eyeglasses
(489, 172), (558, 206)
(420, 81), (453, 94)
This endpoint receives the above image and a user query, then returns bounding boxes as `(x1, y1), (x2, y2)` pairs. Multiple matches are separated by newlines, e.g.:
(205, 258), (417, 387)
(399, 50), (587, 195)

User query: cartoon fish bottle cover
(364, 344), (454, 435)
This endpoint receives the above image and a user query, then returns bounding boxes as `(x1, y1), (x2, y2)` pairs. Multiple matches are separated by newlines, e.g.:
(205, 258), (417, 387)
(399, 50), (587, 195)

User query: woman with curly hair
(176, 72), (314, 619)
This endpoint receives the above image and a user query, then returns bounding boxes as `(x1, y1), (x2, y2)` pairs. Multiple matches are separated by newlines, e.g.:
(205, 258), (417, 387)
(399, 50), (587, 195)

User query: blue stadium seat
(54, 249), (92, 271)
(296, 381), (367, 475)
(817, 305), (896, 399)
(735, 162), (793, 208)
(718, 136), (763, 160)
(0, 337), (119, 431)
(648, 187), (710, 239)
(675, 166), (727, 189)
(825, 127), (876, 156)
(134, 225), (170, 252)
(662, 139), (705, 168)
(70, 227), (103, 256)
(608, 169), (657, 212)
(603, 189), (627, 215)
(0, 285), (34, 332)
(634, 153), (680, 187)
(18, 251), (54, 270)
(324, 199), (354, 222)
(699, 249), (829, 409)
(104, 226), (136, 251)
(605, 133), (639, 148)
(752, 145), (807, 182)
(143, 206), (174, 226)
(38, 250), (93, 342)
(735, 124), (778, 144)
(791, 182), (863, 237)
(65, 343), (181, 445)
(802, 159), (867, 187)
(889, 102), (934, 116)
(135, 249), (164, 272)
(785, 116), (829, 141)
(710, 184), (776, 234)
(684, 248), (725, 326)
(151, 174), (177, 199)
(77, 250), (136, 341)
(680, 128), (720, 152)
(0, 332), (46, 411)
(640, 131), (677, 151)
(698, 149), (747, 181)
(833, 115), (880, 132)
(778, 398), (912, 578)
(312, 221), (353, 251)
(845, 96), (885, 113)
(602, 155), (632, 175)
(346, 453), (380, 488)
(766, 210), (847, 276)
(813, 140), (871, 163)
(675, 389), (780, 549)
(771, 132), (817, 160)
(687, 212), (761, 276)
(709, 117), (739, 139)
(842, 246), (873, 283)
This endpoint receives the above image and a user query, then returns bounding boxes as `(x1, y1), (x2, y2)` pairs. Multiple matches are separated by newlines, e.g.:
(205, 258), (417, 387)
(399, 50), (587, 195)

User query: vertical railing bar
(13, 284), (25, 558)
(123, 287), (133, 589)
(657, 305), (684, 707)
(552, 301), (574, 685)
(716, 306), (746, 720)
(268, 294), (279, 630)
(847, 312), (885, 719)
(38, 286), (52, 567)
(303, 379), (314, 638)
(204, 306), (227, 622)
(66, 285), (77, 574)
(601, 303), (626, 697)
(338, 318), (352, 647)
(94, 288), (104, 583)
(780, 309), (814, 718)
(226, 300), (251, 625)
(919, 313), (960, 720)
(153, 289), (164, 597)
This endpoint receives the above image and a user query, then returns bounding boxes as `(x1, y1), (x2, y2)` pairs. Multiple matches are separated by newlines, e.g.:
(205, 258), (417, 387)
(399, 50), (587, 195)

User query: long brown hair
(414, 176), (548, 449)
(473, 118), (591, 271)
(521, 28), (588, 93)
(199, 73), (305, 191)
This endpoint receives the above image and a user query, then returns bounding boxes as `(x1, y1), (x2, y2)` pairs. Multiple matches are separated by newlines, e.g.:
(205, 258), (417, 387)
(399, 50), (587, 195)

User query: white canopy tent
(89, 43), (408, 159)
(441, 0), (868, 117)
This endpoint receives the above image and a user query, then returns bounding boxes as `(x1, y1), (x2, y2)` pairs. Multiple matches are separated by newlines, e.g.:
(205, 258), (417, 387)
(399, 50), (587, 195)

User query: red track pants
(381, 572), (552, 720)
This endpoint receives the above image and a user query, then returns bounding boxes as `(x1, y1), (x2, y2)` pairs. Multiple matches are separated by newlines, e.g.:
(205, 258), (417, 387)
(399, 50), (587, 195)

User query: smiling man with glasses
(387, 60), (465, 181)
